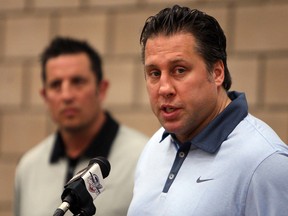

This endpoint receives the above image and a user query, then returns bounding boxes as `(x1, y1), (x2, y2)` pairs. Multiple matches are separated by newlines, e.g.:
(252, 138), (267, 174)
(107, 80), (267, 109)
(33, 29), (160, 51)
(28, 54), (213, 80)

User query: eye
(72, 77), (87, 85)
(47, 80), (61, 90)
(150, 70), (161, 77)
(175, 67), (186, 74)
(145, 67), (161, 78)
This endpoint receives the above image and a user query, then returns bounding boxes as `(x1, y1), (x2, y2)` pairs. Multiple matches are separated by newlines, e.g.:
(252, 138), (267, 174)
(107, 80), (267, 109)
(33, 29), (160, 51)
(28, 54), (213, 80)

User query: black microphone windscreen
(88, 157), (111, 178)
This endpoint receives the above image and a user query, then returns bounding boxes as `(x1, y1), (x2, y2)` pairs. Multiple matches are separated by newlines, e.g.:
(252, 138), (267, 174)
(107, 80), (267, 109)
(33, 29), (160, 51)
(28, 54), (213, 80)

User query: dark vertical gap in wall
(132, 58), (143, 109)
(257, 54), (266, 108)
(0, 15), (5, 60)
(80, 0), (90, 9)
(49, 12), (60, 40)
(0, 107), (3, 155)
(227, 2), (236, 55)
(25, 0), (34, 10)
(137, 0), (147, 7)
(21, 60), (32, 110)
(105, 9), (116, 57)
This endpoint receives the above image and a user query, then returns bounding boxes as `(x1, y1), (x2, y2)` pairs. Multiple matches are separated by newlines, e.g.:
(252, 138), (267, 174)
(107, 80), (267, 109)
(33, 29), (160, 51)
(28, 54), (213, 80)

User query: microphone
(53, 157), (111, 216)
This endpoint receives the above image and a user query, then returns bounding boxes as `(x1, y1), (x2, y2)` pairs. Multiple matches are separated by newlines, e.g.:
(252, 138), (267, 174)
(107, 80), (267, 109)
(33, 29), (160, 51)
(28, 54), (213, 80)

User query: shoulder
(115, 125), (150, 146)
(108, 125), (150, 162)
(244, 114), (284, 144)
(236, 114), (288, 153)
(16, 134), (56, 173)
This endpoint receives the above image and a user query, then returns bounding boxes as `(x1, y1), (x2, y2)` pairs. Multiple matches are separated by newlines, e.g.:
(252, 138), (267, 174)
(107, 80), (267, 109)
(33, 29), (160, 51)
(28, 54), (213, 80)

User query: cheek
(45, 96), (60, 109)
(81, 90), (98, 102)
(146, 83), (157, 97)
(86, 94), (102, 112)
(46, 100), (60, 119)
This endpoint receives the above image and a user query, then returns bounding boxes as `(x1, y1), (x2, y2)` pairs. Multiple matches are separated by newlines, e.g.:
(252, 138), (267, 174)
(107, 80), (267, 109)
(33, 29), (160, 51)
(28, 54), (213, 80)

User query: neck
(177, 89), (231, 144)
(61, 112), (106, 159)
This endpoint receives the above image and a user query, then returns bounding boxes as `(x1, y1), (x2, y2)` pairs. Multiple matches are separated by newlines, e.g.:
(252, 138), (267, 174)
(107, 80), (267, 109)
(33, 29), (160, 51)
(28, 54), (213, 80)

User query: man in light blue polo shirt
(127, 5), (288, 216)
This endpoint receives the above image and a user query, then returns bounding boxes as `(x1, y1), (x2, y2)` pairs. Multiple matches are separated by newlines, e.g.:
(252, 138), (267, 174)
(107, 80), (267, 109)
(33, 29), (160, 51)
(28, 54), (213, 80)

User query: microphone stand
(53, 196), (96, 216)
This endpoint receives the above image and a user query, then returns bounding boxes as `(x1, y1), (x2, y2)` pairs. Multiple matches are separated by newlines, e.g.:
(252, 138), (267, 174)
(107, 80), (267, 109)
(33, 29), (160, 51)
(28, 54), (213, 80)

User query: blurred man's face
(41, 53), (108, 132)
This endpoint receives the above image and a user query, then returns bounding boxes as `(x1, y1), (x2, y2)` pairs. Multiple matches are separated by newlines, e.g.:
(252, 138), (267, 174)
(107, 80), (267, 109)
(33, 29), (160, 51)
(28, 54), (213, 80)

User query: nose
(60, 82), (75, 102)
(158, 74), (175, 98)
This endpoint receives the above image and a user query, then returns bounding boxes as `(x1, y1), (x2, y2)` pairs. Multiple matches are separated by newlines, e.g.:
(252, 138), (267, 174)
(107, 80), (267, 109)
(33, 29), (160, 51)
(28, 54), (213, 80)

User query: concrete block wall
(0, 0), (288, 215)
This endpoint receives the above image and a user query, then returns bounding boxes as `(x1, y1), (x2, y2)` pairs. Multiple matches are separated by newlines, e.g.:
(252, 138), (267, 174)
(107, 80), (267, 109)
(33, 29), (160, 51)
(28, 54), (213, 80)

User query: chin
(161, 123), (180, 134)
(61, 122), (82, 131)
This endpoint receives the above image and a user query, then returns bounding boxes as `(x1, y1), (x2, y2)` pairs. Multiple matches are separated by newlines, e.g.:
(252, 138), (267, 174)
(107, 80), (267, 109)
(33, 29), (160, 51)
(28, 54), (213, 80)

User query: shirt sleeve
(245, 152), (288, 216)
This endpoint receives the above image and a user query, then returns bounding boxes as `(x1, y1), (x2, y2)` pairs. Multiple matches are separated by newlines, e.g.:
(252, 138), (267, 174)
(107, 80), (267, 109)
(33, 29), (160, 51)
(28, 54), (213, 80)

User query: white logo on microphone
(88, 171), (103, 195)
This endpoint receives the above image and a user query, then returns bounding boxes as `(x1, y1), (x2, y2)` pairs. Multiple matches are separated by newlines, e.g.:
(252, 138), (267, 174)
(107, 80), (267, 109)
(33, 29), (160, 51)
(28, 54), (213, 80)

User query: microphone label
(82, 164), (105, 199)
(88, 171), (103, 195)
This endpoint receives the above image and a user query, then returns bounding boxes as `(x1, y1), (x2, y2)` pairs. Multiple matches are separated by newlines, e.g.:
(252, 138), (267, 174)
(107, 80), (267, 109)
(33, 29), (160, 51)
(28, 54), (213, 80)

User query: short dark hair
(40, 36), (103, 84)
(140, 5), (231, 90)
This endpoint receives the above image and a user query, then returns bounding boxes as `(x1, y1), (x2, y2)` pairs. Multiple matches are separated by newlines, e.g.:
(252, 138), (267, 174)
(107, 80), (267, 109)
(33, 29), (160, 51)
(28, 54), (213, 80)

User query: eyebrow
(144, 64), (157, 70)
(145, 58), (187, 68)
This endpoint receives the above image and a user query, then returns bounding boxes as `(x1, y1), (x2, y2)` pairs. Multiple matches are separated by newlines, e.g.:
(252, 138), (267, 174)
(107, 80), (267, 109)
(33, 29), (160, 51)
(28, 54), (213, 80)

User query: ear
(98, 79), (109, 102)
(213, 60), (225, 87)
(40, 88), (48, 102)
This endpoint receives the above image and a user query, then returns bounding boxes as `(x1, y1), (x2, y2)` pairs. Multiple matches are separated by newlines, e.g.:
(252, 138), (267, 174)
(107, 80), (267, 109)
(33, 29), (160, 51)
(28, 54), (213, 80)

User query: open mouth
(164, 107), (175, 113)
(161, 105), (177, 113)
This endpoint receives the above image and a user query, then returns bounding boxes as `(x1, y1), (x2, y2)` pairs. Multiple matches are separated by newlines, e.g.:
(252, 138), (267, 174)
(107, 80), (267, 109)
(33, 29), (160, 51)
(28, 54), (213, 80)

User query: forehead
(45, 53), (95, 80)
(144, 33), (198, 64)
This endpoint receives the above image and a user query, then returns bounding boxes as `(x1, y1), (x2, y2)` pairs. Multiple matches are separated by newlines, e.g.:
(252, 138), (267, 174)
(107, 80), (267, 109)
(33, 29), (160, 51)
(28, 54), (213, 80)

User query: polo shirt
(50, 112), (119, 183)
(15, 112), (149, 216)
(128, 91), (288, 216)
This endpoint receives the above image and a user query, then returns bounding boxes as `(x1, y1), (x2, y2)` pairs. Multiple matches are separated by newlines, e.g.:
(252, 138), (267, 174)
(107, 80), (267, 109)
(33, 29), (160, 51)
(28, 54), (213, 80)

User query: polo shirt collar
(50, 112), (119, 163)
(161, 91), (248, 153)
